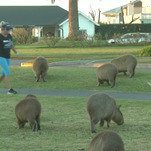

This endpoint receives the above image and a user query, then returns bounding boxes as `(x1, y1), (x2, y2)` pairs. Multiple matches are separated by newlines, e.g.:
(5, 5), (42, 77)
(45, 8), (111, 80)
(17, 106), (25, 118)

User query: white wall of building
(60, 13), (98, 39)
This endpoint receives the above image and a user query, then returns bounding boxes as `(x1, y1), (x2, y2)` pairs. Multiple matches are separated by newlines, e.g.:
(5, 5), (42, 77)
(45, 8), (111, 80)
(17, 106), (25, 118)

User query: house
(0, 6), (99, 40)
(103, 0), (151, 24)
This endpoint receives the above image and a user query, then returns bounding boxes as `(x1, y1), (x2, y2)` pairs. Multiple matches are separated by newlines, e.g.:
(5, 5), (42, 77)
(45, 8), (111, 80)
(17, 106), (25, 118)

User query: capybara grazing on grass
(111, 54), (137, 78)
(88, 131), (125, 151)
(87, 93), (124, 133)
(96, 63), (118, 88)
(33, 56), (48, 82)
(15, 94), (41, 131)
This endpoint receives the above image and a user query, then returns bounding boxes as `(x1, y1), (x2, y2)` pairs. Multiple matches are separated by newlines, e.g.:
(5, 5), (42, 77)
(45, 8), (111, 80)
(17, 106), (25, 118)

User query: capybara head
(112, 105), (124, 125)
(88, 131), (125, 151)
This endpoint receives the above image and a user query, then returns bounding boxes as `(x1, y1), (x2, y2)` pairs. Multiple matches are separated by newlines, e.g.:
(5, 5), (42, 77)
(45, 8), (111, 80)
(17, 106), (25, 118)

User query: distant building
(0, 6), (99, 41)
(103, 0), (151, 24)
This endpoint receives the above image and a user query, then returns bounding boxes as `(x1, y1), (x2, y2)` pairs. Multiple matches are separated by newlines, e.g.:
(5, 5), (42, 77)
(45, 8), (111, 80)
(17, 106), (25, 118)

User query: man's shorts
(0, 57), (10, 76)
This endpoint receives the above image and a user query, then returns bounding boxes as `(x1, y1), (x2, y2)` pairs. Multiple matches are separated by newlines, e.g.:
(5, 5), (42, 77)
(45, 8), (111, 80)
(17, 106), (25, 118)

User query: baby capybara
(87, 93), (124, 133)
(88, 131), (125, 151)
(111, 54), (137, 78)
(33, 56), (48, 82)
(96, 63), (117, 88)
(15, 94), (41, 131)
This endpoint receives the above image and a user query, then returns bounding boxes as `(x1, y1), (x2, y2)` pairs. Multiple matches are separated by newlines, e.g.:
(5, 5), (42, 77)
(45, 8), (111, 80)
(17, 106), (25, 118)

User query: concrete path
(10, 58), (151, 70)
(0, 88), (151, 101)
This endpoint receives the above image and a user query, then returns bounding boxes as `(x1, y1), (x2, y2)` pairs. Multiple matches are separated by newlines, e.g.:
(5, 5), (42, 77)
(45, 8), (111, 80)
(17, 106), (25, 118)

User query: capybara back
(33, 56), (48, 82)
(88, 131), (125, 151)
(96, 63), (117, 88)
(15, 94), (41, 131)
(111, 54), (137, 78)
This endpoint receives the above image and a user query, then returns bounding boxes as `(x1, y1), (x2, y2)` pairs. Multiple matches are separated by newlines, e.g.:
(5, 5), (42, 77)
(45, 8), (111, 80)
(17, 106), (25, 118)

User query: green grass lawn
(11, 46), (142, 63)
(0, 94), (151, 151)
(0, 67), (151, 92)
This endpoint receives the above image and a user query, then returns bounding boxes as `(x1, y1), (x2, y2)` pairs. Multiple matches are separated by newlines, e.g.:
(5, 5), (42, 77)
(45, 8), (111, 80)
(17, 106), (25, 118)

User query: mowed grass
(0, 94), (151, 151)
(0, 67), (151, 92)
(11, 46), (141, 63)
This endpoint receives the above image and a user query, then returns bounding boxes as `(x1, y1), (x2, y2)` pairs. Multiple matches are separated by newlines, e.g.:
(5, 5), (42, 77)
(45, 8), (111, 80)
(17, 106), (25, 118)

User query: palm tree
(51, 0), (80, 37)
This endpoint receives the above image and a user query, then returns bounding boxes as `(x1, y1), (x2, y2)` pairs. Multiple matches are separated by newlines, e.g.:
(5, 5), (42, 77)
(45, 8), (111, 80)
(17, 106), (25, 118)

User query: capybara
(111, 54), (137, 78)
(96, 63), (118, 88)
(33, 56), (48, 82)
(15, 94), (41, 131)
(88, 131), (125, 151)
(87, 93), (124, 133)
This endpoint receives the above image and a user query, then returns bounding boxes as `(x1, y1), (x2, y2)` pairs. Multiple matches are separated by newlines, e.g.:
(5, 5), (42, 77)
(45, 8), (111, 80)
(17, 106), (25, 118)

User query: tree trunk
(69, 0), (80, 36)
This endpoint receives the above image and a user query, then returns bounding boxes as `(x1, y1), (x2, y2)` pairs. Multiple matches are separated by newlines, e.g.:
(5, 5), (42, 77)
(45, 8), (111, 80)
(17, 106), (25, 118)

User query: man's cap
(2, 24), (12, 30)
(0, 21), (12, 30)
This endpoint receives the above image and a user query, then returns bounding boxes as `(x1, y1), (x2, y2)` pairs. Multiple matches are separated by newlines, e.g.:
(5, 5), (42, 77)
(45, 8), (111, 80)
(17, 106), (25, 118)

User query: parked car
(108, 33), (151, 44)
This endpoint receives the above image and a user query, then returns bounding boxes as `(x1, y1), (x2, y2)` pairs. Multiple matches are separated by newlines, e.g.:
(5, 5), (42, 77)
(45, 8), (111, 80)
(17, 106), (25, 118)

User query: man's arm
(11, 45), (18, 54)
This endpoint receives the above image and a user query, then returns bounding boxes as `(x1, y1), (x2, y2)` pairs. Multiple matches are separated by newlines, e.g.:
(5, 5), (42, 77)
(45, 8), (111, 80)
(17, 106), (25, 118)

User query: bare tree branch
(129, 14), (140, 24)
(89, 5), (96, 21)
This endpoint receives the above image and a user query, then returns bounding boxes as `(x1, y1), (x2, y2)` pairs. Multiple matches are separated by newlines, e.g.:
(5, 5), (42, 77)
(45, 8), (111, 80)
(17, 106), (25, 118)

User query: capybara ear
(118, 105), (122, 109)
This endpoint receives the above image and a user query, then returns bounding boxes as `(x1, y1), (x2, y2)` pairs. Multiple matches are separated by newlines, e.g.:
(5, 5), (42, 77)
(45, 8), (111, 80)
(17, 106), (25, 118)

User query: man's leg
(0, 76), (4, 82)
(5, 75), (11, 89)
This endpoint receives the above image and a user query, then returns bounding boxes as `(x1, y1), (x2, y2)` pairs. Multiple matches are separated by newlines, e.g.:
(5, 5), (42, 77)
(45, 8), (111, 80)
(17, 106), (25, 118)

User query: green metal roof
(103, 4), (127, 15)
(103, 0), (141, 15)
(0, 6), (68, 27)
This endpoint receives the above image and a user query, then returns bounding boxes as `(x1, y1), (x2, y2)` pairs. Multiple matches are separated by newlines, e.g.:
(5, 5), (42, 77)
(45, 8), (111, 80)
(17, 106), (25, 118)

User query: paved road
(10, 58), (151, 70)
(0, 88), (151, 101)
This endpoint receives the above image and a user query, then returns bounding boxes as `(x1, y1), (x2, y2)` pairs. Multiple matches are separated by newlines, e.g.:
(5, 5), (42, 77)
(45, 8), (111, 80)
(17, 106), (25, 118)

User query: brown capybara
(96, 63), (118, 88)
(33, 56), (48, 82)
(87, 93), (124, 133)
(88, 131), (125, 151)
(111, 54), (137, 78)
(15, 94), (41, 131)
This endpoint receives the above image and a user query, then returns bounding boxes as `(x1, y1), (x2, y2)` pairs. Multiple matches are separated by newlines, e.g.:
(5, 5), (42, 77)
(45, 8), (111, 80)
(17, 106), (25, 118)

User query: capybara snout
(87, 93), (124, 133)
(15, 94), (41, 132)
(33, 56), (48, 82)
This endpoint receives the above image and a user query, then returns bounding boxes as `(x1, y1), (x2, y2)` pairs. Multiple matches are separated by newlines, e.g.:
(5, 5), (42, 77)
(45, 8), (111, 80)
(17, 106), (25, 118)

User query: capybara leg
(41, 72), (46, 82)
(128, 67), (135, 78)
(36, 116), (41, 130)
(36, 77), (40, 82)
(107, 119), (111, 128)
(110, 80), (115, 88)
(36, 73), (40, 82)
(97, 78), (101, 86)
(124, 72), (127, 76)
(18, 121), (25, 129)
(42, 77), (46, 82)
(107, 81), (110, 86)
(99, 119), (104, 127)
(29, 120), (36, 132)
(91, 121), (96, 133)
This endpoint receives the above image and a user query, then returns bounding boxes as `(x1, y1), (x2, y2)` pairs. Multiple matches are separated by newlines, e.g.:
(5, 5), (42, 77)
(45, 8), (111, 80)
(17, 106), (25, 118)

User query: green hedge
(139, 45), (151, 56)
(95, 24), (151, 39)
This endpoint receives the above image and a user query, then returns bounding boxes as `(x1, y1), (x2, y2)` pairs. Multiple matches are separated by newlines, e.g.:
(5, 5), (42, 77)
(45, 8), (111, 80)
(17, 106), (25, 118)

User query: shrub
(43, 36), (60, 48)
(139, 45), (151, 56)
(87, 37), (94, 47)
(12, 28), (29, 44)
(12, 37), (17, 46)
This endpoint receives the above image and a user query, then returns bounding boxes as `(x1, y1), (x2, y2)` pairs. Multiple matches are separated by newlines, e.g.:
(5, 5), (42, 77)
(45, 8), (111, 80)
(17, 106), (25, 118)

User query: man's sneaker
(147, 82), (151, 86)
(7, 88), (17, 94)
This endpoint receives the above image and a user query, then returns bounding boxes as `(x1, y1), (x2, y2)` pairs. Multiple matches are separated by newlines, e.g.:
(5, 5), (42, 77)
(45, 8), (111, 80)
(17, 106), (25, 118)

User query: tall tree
(69, 0), (79, 36)
(51, 0), (80, 37)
